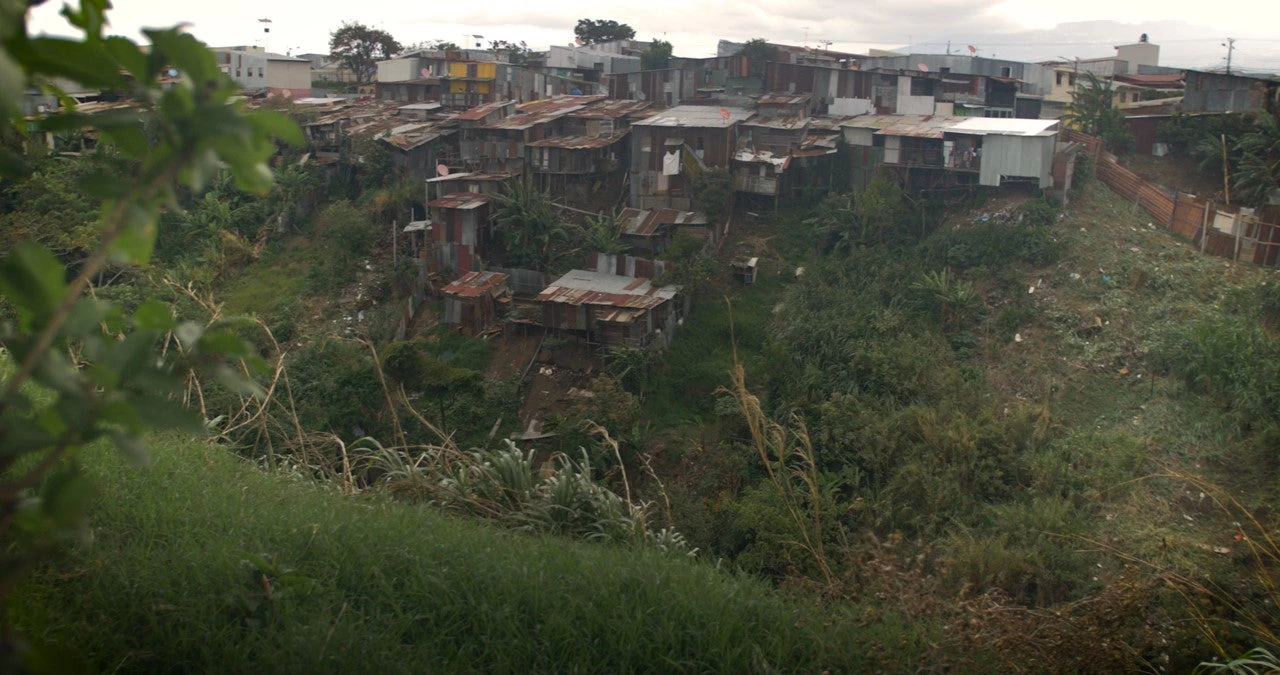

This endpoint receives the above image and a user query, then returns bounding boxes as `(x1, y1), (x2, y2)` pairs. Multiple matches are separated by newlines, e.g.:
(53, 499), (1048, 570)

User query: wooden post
(1201, 200), (1211, 252)
(1234, 213), (1244, 261)
(1221, 134), (1231, 207)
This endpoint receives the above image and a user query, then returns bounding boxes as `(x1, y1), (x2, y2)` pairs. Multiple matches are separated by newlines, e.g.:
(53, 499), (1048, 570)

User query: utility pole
(1223, 37), (1236, 74)
(946, 40), (951, 55)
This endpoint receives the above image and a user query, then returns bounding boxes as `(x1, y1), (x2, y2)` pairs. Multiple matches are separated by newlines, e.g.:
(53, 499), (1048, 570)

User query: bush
(1018, 197), (1059, 227)
(921, 221), (1062, 270)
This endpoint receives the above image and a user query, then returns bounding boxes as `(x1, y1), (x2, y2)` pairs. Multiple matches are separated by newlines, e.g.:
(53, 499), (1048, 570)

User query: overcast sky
(25, 0), (1280, 71)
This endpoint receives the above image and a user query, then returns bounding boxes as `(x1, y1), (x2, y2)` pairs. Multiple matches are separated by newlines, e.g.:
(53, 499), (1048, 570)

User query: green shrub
(921, 221), (1062, 270)
(1018, 197), (1059, 227)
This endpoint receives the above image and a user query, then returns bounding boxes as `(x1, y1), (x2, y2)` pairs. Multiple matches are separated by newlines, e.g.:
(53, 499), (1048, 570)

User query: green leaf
(78, 171), (133, 199)
(249, 110), (304, 147)
(61, 297), (109, 337)
(131, 395), (202, 433)
(108, 201), (159, 265)
(26, 37), (126, 89)
(144, 29), (221, 85)
(174, 321), (203, 349)
(0, 241), (69, 328)
(41, 462), (98, 527)
(212, 364), (263, 399)
(134, 299), (175, 332)
(197, 328), (253, 358)
(108, 429), (149, 465)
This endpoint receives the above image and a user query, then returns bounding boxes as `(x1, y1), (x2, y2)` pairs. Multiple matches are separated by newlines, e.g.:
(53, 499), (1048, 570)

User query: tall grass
(12, 436), (916, 673)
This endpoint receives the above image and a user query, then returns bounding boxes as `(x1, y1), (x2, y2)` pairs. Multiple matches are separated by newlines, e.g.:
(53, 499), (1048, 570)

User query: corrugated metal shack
(424, 171), (518, 275)
(839, 114), (1058, 190)
(629, 105), (755, 210)
(442, 271), (510, 334)
(617, 207), (707, 255)
(459, 95), (605, 173)
(536, 269), (681, 349)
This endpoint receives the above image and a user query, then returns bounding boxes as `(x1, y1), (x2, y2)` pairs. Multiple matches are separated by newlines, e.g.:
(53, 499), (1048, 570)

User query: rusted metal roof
(516, 95), (607, 115)
(525, 131), (630, 149)
(873, 115), (959, 138)
(536, 269), (678, 310)
(427, 192), (491, 210)
(426, 171), (520, 183)
(379, 123), (456, 151)
(758, 93), (812, 106)
(1113, 73), (1185, 89)
(455, 100), (517, 121)
(484, 95), (607, 130)
(840, 114), (932, 130)
(633, 105), (754, 128)
(442, 271), (509, 298)
(745, 116), (810, 130)
(734, 149), (791, 169)
(570, 99), (652, 119)
(618, 208), (707, 237)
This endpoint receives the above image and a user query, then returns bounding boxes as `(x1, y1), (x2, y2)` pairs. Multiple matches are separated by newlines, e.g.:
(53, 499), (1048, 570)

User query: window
(696, 137), (704, 151)
(235, 69), (241, 77)
(1069, 74), (1077, 86)
(258, 67), (264, 78)
(1000, 66), (1012, 77)
(1056, 72), (1064, 86)
(1119, 91), (1127, 102)
(940, 67), (950, 75)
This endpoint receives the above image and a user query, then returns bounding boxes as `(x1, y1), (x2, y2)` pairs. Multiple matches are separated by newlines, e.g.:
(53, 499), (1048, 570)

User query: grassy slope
(14, 436), (924, 673)
(964, 180), (1276, 603)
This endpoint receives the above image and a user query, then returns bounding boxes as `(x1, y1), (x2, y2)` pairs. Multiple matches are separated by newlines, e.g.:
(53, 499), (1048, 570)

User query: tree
(329, 22), (402, 87)
(0, 0), (300, 655)
(490, 180), (575, 271)
(1234, 113), (1280, 207)
(736, 38), (778, 78)
(691, 169), (736, 226)
(641, 39), (673, 71)
(1063, 72), (1134, 153)
(489, 40), (532, 65)
(574, 19), (636, 46)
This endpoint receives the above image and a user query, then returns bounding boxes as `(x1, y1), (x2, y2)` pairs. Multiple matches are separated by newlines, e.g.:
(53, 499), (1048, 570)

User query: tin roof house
(840, 114), (1059, 190)
(525, 99), (650, 200)
(458, 95), (605, 174)
(629, 105), (755, 211)
(536, 269), (682, 349)
(423, 171), (518, 275)
(442, 271), (511, 335)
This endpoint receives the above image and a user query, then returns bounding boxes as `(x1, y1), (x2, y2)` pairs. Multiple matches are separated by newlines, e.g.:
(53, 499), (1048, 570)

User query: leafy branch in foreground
(0, 0), (301, 652)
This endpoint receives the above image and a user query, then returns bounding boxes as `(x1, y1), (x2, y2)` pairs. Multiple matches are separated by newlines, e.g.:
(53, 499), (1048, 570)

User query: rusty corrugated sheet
(427, 192), (491, 210)
(525, 131), (629, 150)
(618, 207), (706, 237)
(442, 271), (510, 298)
(535, 269), (677, 311)
(571, 99), (652, 119)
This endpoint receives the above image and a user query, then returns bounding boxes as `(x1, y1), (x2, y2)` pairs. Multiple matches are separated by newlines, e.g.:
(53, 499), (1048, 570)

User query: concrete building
(212, 47), (311, 98)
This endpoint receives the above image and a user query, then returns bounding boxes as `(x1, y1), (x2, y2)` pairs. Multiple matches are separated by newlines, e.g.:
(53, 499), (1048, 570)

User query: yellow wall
(447, 62), (496, 79)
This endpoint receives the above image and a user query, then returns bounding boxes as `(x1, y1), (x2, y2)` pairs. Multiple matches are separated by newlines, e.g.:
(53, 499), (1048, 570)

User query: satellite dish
(168, 68), (178, 78)
(436, 164), (450, 177)
(917, 63), (930, 72)
(421, 68), (431, 78)
(719, 108), (731, 120)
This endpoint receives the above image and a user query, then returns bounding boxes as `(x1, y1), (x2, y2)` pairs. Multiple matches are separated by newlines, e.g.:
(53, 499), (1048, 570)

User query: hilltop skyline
(25, 1), (1280, 72)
